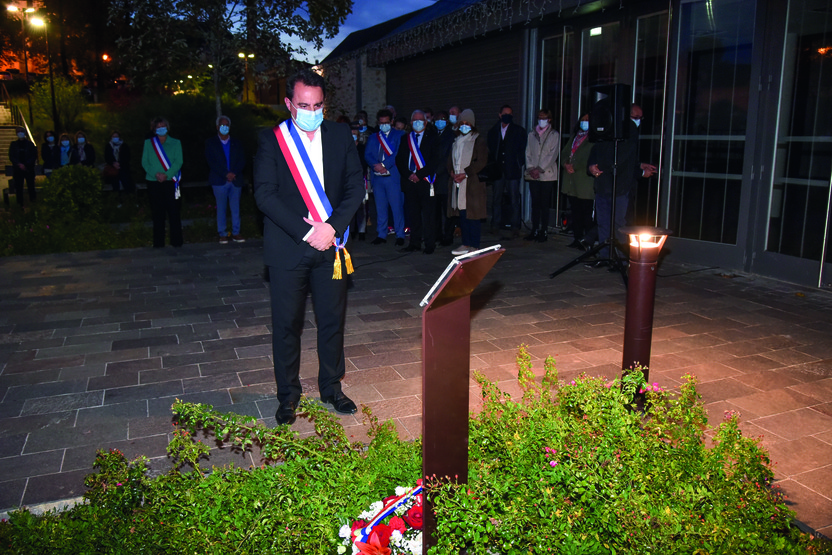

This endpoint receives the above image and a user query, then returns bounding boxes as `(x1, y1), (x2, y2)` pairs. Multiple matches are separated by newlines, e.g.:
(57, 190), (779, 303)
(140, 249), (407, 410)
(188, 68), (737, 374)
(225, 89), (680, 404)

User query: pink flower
(550, 461), (558, 467)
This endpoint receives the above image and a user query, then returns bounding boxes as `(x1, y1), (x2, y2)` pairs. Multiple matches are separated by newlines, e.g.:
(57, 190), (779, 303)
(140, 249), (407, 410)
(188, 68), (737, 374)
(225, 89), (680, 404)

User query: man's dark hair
(499, 104), (512, 113)
(435, 110), (448, 119)
(376, 108), (393, 121)
(286, 70), (327, 101)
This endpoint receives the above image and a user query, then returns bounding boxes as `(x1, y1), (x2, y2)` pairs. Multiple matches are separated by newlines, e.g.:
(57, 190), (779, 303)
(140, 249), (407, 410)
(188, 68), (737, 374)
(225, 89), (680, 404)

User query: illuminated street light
(238, 52), (255, 102)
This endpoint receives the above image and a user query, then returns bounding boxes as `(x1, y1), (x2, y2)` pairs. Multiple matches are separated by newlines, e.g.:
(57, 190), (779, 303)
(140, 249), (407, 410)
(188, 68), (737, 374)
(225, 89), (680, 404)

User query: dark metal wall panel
(385, 30), (526, 131)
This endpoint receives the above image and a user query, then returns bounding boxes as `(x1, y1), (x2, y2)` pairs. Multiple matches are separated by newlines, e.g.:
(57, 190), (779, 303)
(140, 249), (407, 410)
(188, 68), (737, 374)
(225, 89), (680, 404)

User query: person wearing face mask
(73, 131), (96, 167)
(364, 108), (406, 246)
(586, 104), (657, 268)
(433, 110), (457, 246)
(524, 109), (561, 242)
(104, 130), (135, 203)
(142, 116), (184, 248)
(449, 109), (489, 255)
(8, 127), (37, 205)
(58, 134), (77, 167)
(448, 106), (461, 130)
(560, 113), (595, 250)
(253, 69), (364, 426)
(41, 130), (59, 178)
(206, 115), (247, 244)
(486, 104), (527, 237)
(395, 109), (441, 254)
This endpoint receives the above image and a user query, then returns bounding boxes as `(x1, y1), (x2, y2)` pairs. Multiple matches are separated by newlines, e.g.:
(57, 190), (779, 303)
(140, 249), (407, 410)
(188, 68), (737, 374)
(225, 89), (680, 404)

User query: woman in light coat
(448, 109), (488, 255)
(524, 109), (560, 242)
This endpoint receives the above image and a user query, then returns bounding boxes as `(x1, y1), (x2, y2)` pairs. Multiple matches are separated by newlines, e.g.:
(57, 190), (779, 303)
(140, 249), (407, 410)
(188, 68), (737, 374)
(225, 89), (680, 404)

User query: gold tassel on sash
(332, 247), (355, 280)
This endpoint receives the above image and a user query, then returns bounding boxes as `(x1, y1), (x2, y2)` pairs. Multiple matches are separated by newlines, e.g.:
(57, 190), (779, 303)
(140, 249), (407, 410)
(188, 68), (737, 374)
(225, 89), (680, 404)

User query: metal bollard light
(620, 227), (670, 394)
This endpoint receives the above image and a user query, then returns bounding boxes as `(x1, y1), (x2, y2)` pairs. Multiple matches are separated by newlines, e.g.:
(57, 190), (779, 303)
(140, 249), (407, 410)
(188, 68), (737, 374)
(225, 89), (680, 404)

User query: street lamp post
(29, 15), (58, 132)
(238, 52), (255, 103)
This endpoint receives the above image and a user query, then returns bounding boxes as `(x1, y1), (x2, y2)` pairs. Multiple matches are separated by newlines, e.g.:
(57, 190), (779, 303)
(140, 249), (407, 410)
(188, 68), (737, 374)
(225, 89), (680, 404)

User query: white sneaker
(451, 245), (471, 256)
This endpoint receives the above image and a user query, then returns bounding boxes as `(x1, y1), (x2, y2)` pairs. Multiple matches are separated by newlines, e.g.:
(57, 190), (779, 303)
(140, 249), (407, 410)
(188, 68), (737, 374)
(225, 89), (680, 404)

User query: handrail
(0, 82), (34, 143)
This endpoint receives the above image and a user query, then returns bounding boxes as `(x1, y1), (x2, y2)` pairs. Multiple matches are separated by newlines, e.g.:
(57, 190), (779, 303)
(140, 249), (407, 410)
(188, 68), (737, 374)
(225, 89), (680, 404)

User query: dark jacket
(9, 139), (37, 170)
(395, 127), (441, 192)
(42, 143), (60, 171)
(253, 120), (364, 270)
(73, 143), (96, 167)
(587, 121), (641, 197)
(487, 121), (527, 180)
(104, 141), (134, 186)
(205, 134), (246, 187)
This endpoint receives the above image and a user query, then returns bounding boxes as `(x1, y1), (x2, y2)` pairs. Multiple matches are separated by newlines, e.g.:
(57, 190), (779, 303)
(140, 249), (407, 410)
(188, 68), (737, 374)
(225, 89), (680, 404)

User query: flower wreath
(338, 480), (424, 555)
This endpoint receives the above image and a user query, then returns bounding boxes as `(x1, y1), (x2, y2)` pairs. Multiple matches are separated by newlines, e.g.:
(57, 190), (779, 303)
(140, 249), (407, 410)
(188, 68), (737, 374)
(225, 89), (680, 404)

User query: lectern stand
(419, 245), (504, 552)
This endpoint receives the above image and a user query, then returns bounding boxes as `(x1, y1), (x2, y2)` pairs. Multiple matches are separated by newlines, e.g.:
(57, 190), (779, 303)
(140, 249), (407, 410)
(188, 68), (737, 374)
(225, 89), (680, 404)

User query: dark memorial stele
(419, 245), (505, 553)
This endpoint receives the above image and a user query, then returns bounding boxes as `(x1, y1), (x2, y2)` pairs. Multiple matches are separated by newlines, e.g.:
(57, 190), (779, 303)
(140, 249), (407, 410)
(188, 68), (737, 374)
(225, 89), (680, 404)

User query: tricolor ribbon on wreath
(273, 120), (353, 280)
(354, 483), (423, 545)
(407, 132), (436, 196)
(151, 135), (181, 199)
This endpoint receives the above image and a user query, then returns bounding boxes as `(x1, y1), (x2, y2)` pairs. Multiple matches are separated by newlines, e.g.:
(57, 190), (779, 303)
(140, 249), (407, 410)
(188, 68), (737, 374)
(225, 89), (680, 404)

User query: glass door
(753, 0), (832, 286)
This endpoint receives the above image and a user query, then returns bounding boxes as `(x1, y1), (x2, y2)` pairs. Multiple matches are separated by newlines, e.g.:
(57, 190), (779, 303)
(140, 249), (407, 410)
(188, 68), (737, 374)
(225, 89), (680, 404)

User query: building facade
(319, 0), (832, 287)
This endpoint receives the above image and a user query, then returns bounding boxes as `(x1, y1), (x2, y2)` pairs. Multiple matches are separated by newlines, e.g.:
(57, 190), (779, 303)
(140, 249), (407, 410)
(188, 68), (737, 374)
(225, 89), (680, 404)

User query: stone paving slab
(1, 235), (832, 536)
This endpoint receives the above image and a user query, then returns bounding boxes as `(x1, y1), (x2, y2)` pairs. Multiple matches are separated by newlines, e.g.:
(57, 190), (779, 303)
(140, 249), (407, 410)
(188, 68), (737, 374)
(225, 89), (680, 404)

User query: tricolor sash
(151, 136), (181, 199)
(378, 132), (394, 157)
(408, 131), (436, 195)
(273, 120), (353, 279)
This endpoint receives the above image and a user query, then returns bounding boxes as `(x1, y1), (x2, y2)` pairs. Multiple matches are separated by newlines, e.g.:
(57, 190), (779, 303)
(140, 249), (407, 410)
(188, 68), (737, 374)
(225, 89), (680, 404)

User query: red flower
(355, 529), (392, 555)
(371, 523), (393, 546)
(389, 516), (407, 533)
(382, 494), (398, 506)
(403, 505), (423, 530)
(351, 519), (368, 536)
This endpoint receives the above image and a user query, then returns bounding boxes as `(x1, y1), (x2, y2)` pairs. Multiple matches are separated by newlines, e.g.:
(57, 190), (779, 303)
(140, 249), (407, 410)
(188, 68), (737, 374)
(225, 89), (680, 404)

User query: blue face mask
(449, 114), (458, 124)
(77, 137), (85, 144)
(219, 124), (230, 135)
(459, 125), (472, 135)
(411, 120), (425, 132)
(47, 136), (55, 143)
(17, 132), (26, 139)
(291, 102), (323, 132)
(379, 123), (391, 134)
(632, 118), (641, 127)
(579, 121), (589, 131)
(353, 134), (358, 142)
(61, 140), (70, 147)
(111, 137), (121, 145)
(156, 127), (168, 136)
(435, 120), (447, 131)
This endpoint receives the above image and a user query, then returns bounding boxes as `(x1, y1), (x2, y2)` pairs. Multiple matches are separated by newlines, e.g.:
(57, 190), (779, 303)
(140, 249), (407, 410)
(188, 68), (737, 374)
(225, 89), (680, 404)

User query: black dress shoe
(371, 237), (387, 245)
(423, 246), (435, 255)
(585, 260), (609, 269)
(523, 230), (538, 241)
(395, 238), (405, 247)
(535, 231), (548, 243)
(358, 232), (366, 241)
(320, 391), (357, 414)
(438, 238), (453, 247)
(275, 400), (298, 426)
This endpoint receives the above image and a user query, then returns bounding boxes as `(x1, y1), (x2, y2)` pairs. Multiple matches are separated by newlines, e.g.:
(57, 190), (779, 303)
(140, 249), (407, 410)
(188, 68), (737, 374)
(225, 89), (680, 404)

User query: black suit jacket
(434, 127), (455, 195)
(254, 120), (364, 270)
(487, 122), (527, 180)
(587, 121), (641, 197)
(205, 135), (246, 187)
(394, 127), (441, 191)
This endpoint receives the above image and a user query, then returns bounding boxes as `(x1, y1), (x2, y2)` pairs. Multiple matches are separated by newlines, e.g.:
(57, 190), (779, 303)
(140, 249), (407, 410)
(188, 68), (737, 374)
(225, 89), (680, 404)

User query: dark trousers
(12, 167), (36, 204)
(459, 209), (481, 248)
(268, 248), (348, 404)
(404, 181), (437, 249)
(146, 180), (183, 248)
(491, 177), (521, 230)
(436, 193), (456, 243)
(595, 193), (629, 259)
(529, 181), (555, 232)
(569, 196), (595, 242)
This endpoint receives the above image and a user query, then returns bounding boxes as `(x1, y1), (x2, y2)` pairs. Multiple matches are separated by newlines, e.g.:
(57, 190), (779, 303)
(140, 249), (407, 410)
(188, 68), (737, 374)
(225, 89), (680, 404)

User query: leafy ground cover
(0, 348), (828, 554)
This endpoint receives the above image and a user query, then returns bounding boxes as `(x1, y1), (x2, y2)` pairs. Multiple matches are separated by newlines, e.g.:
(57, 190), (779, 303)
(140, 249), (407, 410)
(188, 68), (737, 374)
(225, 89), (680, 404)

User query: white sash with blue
(151, 136), (181, 199)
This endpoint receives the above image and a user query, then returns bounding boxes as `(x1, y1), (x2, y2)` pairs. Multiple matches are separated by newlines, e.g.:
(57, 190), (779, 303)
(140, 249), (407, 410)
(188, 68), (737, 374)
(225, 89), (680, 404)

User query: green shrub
(40, 165), (104, 222)
(0, 349), (828, 554)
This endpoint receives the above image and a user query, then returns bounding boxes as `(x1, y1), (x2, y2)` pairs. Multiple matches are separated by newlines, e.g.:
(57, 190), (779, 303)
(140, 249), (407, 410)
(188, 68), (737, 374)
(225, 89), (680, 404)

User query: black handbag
(477, 161), (502, 183)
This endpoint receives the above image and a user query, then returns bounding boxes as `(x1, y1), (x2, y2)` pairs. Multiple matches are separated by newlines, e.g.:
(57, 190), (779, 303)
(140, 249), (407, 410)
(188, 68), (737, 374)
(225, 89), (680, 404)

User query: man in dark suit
(254, 70), (364, 426)
(206, 115), (247, 243)
(487, 104), (527, 237)
(8, 127), (37, 206)
(433, 110), (457, 246)
(395, 109), (441, 254)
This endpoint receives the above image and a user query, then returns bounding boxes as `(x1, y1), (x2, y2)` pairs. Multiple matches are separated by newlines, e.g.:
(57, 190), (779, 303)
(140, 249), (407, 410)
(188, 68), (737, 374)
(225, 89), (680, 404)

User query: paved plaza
(0, 231), (831, 536)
